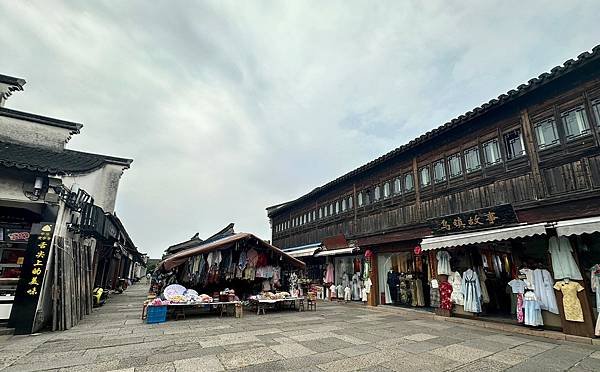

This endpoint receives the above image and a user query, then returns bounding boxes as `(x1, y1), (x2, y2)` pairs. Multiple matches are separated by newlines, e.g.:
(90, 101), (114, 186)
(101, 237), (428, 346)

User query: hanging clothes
(439, 280), (453, 310)
(351, 273), (360, 300)
(590, 265), (600, 336)
(532, 269), (559, 314)
(478, 267), (490, 304)
(415, 278), (425, 307)
(325, 263), (335, 284)
(548, 236), (582, 280)
(461, 269), (482, 313)
(516, 293), (524, 323)
(353, 258), (361, 273)
(553, 280), (585, 322)
(450, 271), (464, 305)
(362, 278), (372, 302)
(436, 251), (451, 275)
(523, 291), (543, 326)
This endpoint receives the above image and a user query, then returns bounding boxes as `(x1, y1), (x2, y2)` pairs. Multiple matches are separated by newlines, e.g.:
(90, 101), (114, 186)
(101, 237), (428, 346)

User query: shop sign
(5, 229), (31, 242)
(428, 204), (518, 235)
(8, 223), (55, 335)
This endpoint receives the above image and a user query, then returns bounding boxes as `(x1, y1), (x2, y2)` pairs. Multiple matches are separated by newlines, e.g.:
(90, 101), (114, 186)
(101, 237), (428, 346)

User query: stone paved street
(1, 284), (600, 371)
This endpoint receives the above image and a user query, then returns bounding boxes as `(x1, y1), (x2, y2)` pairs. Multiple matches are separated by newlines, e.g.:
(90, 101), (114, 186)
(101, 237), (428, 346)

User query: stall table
(166, 301), (241, 320)
(251, 297), (305, 315)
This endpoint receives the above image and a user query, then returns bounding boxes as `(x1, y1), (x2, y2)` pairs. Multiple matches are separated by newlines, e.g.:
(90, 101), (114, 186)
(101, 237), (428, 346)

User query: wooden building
(267, 45), (600, 338)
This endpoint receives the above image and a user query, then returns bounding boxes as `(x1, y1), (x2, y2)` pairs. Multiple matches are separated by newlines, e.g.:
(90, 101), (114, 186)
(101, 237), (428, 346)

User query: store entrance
(377, 250), (432, 310)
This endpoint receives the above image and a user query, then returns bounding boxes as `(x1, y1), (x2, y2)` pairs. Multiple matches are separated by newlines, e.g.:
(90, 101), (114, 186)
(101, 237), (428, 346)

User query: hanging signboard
(427, 204), (518, 236)
(8, 223), (55, 334)
(5, 229), (31, 242)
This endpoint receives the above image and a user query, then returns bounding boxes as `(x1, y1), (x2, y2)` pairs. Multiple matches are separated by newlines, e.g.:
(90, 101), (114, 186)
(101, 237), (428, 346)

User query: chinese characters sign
(427, 204), (518, 235)
(8, 223), (54, 335)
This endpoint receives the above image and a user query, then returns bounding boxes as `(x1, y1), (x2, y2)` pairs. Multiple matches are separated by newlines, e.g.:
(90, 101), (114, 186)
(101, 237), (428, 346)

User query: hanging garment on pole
(553, 280), (585, 322)
(548, 236), (582, 280)
(461, 269), (482, 313)
(532, 269), (559, 314)
(436, 251), (451, 275)
(439, 280), (453, 310)
(450, 271), (464, 305)
(523, 291), (543, 326)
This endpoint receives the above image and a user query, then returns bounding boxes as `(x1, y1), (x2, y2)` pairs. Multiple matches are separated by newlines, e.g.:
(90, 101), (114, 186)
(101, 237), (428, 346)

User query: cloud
(1, 0), (599, 257)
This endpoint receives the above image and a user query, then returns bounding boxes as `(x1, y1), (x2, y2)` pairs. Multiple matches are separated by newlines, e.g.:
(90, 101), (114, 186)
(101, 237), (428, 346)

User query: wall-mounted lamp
(33, 176), (44, 197)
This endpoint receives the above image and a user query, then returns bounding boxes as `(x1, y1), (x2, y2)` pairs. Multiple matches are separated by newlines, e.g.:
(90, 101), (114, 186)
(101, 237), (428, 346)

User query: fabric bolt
(548, 236), (583, 280)
(461, 269), (482, 313)
(450, 271), (464, 305)
(553, 280), (585, 322)
(436, 251), (452, 275)
(523, 291), (543, 326)
(439, 280), (453, 310)
(430, 287), (440, 308)
(533, 269), (559, 314)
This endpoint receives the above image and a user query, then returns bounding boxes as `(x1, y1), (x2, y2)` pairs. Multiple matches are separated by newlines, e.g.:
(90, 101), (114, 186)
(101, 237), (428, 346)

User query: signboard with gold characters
(8, 222), (55, 334)
(427, 204), (518, 235)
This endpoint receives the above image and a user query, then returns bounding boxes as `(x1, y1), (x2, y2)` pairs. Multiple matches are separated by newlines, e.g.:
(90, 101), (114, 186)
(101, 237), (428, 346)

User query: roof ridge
(267, 43), (600, 214)
(0, 107), (82, 132)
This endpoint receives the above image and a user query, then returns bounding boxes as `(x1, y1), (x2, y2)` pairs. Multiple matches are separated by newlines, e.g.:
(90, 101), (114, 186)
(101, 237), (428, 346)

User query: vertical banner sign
(8, 223), (55, 334)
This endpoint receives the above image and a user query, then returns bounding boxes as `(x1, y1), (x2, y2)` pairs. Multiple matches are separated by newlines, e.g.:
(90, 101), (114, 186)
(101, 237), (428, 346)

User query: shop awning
(420, 223), (548, 251)
(283, 243), (321, 258)
(314, 247), (358, 257)
(157, 232), (306, 271)
(554, 216), (600, 237)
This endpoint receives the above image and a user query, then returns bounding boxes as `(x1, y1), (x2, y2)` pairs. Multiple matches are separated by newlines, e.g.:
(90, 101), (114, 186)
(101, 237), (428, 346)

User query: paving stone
(485, 350), (529, 366)
(380, 352), (459, 372)
(133, 362), (175, 372)
(482, 334), (530, 346)
(145, 346), (225, 364)
(429, 344), (493, 363)
(336, 344), (380, 357)
(452, 358), (512, 371)
(316, 352), (388, 371)
(173, 356), (224, 371)
(217, 346), (283, 369)
(270, 341), (316, 358)
(58, 360), (120, 372)
(402, 333), (439, 342)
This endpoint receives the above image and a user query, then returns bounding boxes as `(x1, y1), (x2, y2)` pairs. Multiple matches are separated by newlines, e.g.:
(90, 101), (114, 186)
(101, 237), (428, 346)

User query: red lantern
(413, 245), (422, 256)
(364, 249), (373, 259)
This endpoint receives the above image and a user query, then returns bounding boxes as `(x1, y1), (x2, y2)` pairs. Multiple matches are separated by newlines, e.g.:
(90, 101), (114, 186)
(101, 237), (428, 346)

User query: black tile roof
(0, 74), (26, 89)
(0, 107), (82, 133)
(267, 44), (600, 216)
(0, 140), (133, 174)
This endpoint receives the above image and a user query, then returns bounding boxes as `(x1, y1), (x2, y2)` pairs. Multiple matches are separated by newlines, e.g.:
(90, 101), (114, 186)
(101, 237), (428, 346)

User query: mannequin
(387, 269), (400, 304)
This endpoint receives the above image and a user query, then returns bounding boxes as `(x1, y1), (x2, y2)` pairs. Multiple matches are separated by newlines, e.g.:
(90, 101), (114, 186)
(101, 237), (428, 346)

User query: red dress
(439, 281), (453, 310)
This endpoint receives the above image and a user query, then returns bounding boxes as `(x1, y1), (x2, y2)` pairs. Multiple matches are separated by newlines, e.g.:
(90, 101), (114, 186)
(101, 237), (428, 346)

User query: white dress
(437, 251), (452, 275)
(532, 269), (559, 314)
(351, 274), (360, 300)
(461, 269), (482, 313)
(450, 271), (464, 305)
(548, 236), (582, 280)
(362, 278), (372, 302)
(523, 291), (544, 326)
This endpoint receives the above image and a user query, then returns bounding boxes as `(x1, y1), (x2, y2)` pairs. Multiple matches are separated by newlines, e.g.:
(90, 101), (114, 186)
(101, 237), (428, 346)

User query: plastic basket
(146, 305), (167, 324)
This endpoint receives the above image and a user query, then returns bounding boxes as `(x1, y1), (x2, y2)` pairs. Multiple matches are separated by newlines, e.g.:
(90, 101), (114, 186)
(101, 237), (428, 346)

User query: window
(374, 186), (381, 201)
(342, 199), (347, 211)
(561, 105), (590, 139)
(504, 129), (525, 159)
(358, 192), (364, 206)
(419, 167), (431, 187)
(335, 201), (340, 214)
(534, 117), (560, 149)
(433, 160), (446, 183)
(312, 210), (315, 220)
(394, 177), (402, 194)
(592, 99), (600, 126)
(383, 182), (390, 198)
(464, 147), (481, 173)
(318, 208), (323, 219)
(482, 139), (502, 166)
(329, 203), (333, 215)
(404, 173), (414, 192)
(348, 196), (353, 209)
(448, 153), (462, 178)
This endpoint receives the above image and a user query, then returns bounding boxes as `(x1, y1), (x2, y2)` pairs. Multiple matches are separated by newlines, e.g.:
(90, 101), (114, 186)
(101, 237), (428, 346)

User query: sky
(1, 1), (599, 258)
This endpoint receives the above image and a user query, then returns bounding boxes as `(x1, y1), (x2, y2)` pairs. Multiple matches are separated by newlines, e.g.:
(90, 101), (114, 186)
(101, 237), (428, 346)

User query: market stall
(148, 232), (306, 322)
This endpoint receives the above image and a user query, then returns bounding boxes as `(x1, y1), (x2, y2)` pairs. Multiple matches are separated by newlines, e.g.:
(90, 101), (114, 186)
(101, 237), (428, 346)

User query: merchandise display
(554, 280), (585, 322)
(548, 236), (583, 280)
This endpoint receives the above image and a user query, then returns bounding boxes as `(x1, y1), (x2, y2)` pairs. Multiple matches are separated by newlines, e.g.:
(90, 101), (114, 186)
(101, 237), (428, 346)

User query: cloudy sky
(1, 1), (599, 258)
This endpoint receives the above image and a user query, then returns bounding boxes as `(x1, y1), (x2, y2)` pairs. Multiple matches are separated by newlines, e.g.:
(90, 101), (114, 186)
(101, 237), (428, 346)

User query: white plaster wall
(0, 115), (73, 150)
(0, 169), (45, 204)
(61, 163), (126, 213)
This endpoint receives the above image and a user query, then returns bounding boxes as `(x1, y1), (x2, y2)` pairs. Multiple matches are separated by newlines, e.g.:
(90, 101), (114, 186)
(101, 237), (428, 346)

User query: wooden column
(519, 109), (545, 199)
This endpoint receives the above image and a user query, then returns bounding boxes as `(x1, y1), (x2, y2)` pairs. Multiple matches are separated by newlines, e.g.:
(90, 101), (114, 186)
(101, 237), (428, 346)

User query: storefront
(416, 205), (600, 338)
